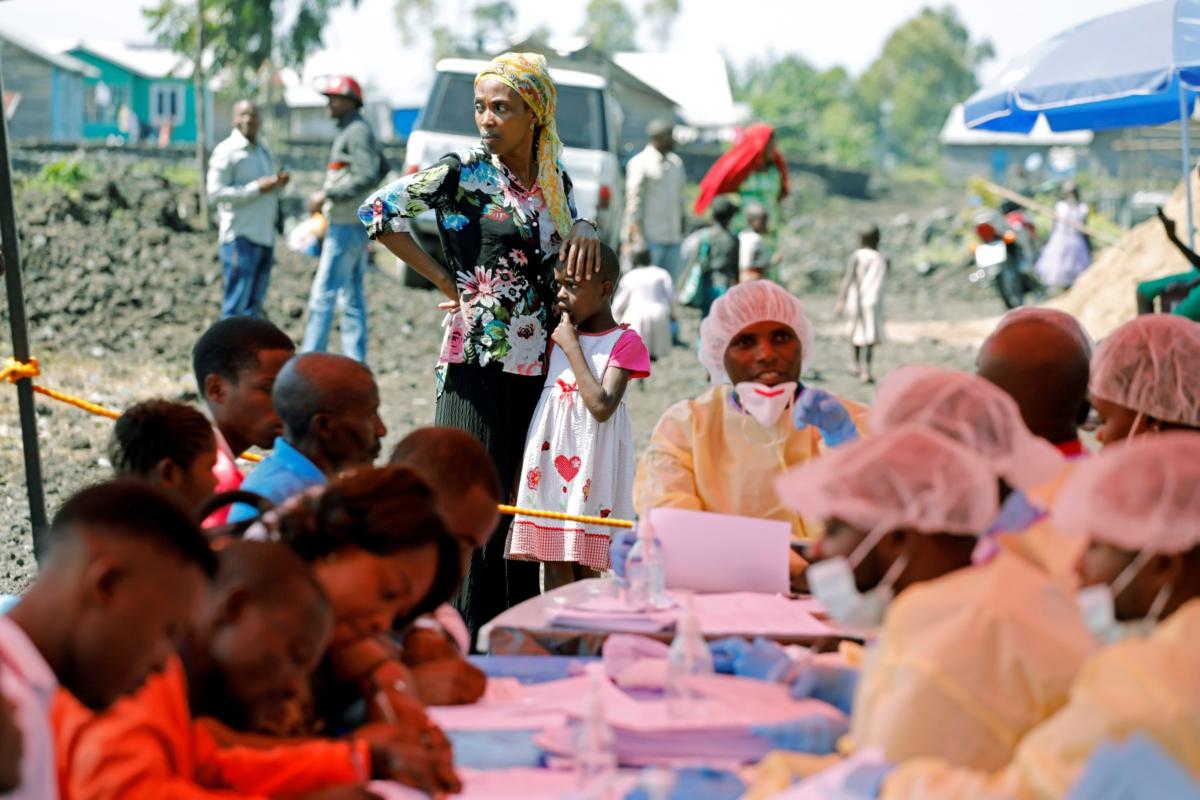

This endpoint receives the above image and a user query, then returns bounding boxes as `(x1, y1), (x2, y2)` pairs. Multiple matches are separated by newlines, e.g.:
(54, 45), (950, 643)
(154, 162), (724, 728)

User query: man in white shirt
(207, 100), (289, 319)
(0, 481), (215, 798)
(625, 119), (687, 280)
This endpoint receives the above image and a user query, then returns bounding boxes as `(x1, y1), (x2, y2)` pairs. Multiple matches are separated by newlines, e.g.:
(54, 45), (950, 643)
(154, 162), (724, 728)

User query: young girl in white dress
(837, 224), (887, 384)
(508, 245), (651, 590)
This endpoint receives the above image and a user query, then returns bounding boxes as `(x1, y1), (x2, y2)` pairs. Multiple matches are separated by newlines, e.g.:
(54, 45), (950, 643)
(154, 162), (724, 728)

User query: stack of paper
(543, 593), (677, 633)
(544, 590), (834, 639)
(533, 674), (846, 767)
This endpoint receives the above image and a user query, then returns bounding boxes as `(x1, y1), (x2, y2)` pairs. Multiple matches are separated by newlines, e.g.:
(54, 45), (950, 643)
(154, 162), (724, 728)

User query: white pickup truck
(397, 58), (625, 285)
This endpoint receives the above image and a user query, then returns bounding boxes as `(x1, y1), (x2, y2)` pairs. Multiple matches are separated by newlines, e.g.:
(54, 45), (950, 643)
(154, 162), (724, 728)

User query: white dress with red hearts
(507, 324), (650, 571)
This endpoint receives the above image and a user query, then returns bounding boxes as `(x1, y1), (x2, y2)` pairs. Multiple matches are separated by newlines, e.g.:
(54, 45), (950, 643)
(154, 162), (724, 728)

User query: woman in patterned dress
(359, 53), (600, 637)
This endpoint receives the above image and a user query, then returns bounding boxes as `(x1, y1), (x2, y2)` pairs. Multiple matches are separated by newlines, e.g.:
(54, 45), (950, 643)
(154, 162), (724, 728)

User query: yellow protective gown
(994, 456), (1088, 591)
(881, 598), (1200, 800)
(850, 547), (1096, 772)
(632, 384), (868, 540)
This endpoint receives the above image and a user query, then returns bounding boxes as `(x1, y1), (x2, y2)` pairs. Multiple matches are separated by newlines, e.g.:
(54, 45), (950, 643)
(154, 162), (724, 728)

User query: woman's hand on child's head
(551, 312), (579, 351)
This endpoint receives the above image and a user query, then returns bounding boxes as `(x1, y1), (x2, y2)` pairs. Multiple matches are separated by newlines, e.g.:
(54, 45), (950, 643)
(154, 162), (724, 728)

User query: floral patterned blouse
(360, 144), (578, 377)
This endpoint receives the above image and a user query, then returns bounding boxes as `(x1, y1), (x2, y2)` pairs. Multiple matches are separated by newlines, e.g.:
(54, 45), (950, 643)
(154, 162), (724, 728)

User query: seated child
(2, 481), (216, 800)
(612, 248), (674, 361)
(391, 426), (502, 693)
(192, 317), (296, 525)
(508, 243), (651, 591)
(54, 540), (444, 798)
(110, 399), (219, 513)
(252, 466), (461, 796)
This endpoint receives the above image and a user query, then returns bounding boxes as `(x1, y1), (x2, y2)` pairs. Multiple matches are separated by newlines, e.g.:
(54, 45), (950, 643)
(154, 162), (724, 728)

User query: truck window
(419, 73), (606, 151)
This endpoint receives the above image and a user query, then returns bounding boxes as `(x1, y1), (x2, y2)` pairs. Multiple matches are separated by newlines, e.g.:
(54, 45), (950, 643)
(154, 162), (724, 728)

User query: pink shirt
(606, 327), (651, 380)
(0, 615), (59, 799)
(203, 426), (244, 528)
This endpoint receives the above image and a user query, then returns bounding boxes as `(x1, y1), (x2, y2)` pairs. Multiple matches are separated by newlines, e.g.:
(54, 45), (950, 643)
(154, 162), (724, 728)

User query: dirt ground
(0, 166), (997, 593)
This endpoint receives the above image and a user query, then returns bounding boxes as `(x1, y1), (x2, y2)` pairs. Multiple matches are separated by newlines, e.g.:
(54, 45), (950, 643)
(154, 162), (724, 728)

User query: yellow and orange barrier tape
(497, 504), (634, 529)
(5, 356), (637, 529)
(2, 356), (262, 462)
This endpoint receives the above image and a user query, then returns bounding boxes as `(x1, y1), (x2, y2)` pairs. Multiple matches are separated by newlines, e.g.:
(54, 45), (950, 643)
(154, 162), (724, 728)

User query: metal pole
(1181, 80), (1195, 250)
(0, 58), (48, 553)
(194, 0), (210, 229)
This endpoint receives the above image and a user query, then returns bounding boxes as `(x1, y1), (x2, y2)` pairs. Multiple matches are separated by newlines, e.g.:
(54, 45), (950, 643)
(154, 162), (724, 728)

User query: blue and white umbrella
(964, 0), (1200, 243)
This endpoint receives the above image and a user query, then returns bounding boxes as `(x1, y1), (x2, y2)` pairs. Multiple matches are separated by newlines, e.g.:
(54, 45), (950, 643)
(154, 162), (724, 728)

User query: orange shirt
(53, 656), (369, 800)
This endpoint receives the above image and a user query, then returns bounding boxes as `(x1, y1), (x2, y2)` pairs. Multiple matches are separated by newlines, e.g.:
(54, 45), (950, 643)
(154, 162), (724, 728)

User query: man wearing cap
(207, 100), (288, 318)
(625, 119), (687, 280)
(302, 76), (387, 364)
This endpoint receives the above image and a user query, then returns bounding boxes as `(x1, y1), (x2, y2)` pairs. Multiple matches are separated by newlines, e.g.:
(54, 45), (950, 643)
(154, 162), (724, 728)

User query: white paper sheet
(649, 508), (790, 594)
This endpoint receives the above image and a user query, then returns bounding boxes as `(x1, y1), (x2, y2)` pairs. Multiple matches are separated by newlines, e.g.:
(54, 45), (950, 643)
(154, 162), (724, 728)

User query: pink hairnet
(1089, 315), (1200, 428)
(774, 424), (998, 536)
(988, 307), (1093, 357)
(868, 365), (1064, 492)
(1051, 431), (1200, 555)
(698, 280), (815, 384)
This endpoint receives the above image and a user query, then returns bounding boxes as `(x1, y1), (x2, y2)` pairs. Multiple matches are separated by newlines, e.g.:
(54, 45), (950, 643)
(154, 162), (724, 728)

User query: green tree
(858, 5), (993, 163)
(144, 0), (360, 94)
(735, 56), (875, 168)
(394, 0), (516, 59)
(642, 0), (680, 50)
(579, 0), (637, 54)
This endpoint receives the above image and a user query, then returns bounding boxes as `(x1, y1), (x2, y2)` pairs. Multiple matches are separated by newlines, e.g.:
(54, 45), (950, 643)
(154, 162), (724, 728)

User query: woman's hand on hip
(561, 220), (601, 281)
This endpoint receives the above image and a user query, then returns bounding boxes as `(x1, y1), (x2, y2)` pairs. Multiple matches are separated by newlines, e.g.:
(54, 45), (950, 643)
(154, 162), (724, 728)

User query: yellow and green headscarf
(475, 52), (573, 239)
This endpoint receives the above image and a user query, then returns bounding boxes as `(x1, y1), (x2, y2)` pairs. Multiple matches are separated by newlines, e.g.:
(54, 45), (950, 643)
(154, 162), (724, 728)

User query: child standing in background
(508, 244), (651, 590)
(837, 224), (887, 384)
(612, 248), (674, 360)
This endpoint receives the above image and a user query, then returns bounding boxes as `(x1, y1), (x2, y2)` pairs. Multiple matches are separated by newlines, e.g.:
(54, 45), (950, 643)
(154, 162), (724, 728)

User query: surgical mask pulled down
(1076, 549), (1173, 644)
(807, 522), (912, 628)
(734, 381), (799, 429)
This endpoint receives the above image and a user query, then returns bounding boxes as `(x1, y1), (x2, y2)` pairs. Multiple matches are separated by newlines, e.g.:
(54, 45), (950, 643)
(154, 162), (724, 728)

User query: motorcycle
(969, 205), (1039, 309)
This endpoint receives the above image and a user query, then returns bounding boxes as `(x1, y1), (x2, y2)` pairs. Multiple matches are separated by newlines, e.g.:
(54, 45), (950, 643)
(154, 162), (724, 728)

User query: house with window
(59, 40), (211, 144)
(0, 26), (95, 141)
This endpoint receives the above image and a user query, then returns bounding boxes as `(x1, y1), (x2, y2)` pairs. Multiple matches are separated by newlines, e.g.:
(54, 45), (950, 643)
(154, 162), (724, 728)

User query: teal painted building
(65, 42), (210, 144)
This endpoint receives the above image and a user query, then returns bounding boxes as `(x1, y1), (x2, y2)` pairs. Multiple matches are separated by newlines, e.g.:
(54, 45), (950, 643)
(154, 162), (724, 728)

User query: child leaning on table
(507, 243), (651, 591)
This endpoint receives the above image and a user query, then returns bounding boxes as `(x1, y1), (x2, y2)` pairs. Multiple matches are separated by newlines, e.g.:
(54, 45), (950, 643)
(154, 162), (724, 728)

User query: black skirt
(436, 363), (544, 642)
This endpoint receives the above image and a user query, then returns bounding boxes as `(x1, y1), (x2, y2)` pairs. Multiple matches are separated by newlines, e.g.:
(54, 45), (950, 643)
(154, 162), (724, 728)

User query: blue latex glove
(708, 636), (791, 681)
(789, 662), (861, 716)
(793, 387), (858, 447)
(751, 713), (850, 755)
(609, 527), (639, 579)
(626, 767), (745, 800)
(1067, 734), (1200, 800)
(447, 729), (544, 769)
(842, 762), (894, 798)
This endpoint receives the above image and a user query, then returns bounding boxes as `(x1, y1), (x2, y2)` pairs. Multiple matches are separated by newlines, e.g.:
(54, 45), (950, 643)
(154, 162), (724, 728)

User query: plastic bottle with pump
(666, 593), (714, 718)
(625, 521), (668, 610)
(575, 663), (618, 797)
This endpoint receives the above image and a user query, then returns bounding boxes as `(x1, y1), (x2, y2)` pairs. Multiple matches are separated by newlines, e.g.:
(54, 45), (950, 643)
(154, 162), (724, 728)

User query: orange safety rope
(6, 357), (639, 527)
(3, 356), (262, 462)
(497, 504), (635, 529)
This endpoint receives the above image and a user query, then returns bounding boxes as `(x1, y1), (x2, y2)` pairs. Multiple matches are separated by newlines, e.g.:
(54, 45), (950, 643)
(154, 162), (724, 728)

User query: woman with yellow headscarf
(360, 53), (600, 637)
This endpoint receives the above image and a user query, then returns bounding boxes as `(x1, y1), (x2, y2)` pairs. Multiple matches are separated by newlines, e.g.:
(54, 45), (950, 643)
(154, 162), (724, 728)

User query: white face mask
(734, 381), (798, 429)
(807, 523), (912, 628)
(1076, 549), (1173, 644)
